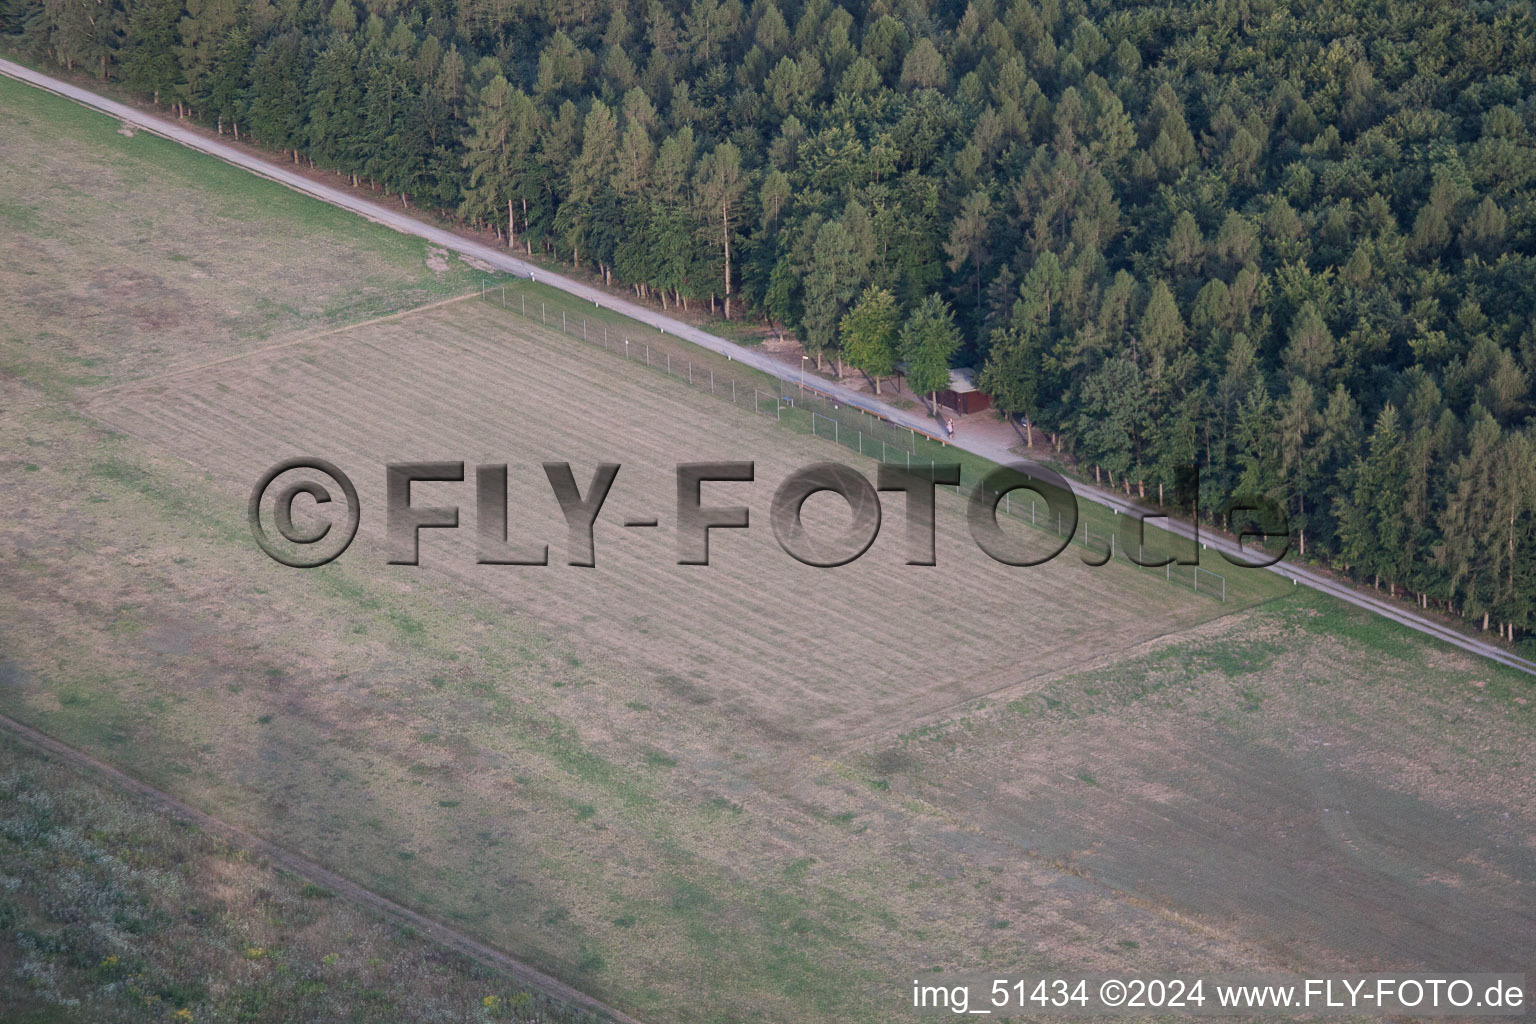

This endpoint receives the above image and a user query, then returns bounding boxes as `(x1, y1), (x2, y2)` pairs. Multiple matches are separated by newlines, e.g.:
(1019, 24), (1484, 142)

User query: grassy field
(0, 731), (595, 1024)
(0, 73), (485, 392)
(2, 74), (1533, 1024)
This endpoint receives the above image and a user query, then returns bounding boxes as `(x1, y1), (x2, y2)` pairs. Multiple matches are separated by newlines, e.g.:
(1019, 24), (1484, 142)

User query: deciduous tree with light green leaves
(978, 326), (1041, 446)
(840, 287), (899, 393)
(900, 294), (960, 415)
(802, 219), (858, 370)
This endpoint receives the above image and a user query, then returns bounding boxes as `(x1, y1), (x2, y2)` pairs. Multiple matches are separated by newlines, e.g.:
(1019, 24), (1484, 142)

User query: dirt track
(0, 709), (645, 1024)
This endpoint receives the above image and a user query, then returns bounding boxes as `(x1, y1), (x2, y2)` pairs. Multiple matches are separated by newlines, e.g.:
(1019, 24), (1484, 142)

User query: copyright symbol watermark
(246, 456), (1288, 571)
(248, 457), (360, 568)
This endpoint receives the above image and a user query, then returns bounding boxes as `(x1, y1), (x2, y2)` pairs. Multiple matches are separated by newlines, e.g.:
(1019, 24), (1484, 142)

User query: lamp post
(801, 355), (807, 393)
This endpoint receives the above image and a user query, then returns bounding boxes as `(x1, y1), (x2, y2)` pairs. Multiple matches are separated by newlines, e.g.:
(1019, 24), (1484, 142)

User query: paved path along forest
(4, 57), (1532, 678)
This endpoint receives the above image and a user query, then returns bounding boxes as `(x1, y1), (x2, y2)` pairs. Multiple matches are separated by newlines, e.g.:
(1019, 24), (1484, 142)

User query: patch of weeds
(1199, 645), (1277, 678)
(316, 571), (381, 611)
(871, 748), (915, 775)
(669, 880), (714, 914)
(387, 609), (427, 641)
(657, 674), (714, 705)
(782, 915), (815, 935)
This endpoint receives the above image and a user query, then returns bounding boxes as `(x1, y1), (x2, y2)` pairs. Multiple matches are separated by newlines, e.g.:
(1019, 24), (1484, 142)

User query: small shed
(936, 368), (993, 415)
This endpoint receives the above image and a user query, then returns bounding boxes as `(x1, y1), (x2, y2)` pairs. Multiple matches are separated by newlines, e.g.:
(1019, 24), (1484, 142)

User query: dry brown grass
(0, 74), (482, 390)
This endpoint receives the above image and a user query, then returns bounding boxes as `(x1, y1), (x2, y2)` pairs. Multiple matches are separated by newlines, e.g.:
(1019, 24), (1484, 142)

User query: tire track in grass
(0, 710), (648, 1024)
